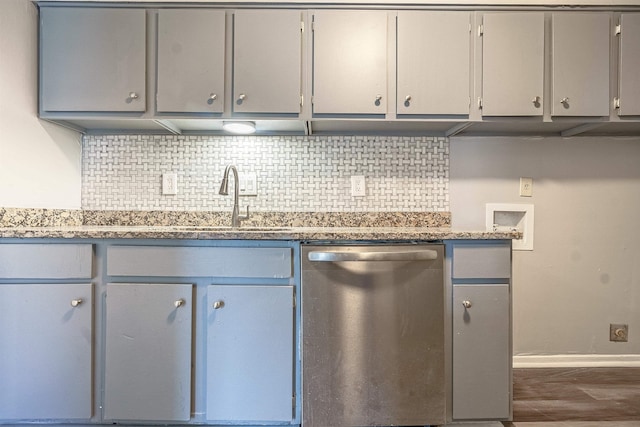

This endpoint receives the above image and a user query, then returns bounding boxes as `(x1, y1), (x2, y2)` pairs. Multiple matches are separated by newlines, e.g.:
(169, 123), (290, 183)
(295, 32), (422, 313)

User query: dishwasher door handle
(308, 249), (438, 262)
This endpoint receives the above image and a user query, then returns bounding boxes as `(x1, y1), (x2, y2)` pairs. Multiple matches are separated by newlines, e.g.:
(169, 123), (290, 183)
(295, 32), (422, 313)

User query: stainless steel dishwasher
(301, 244), (445, 427)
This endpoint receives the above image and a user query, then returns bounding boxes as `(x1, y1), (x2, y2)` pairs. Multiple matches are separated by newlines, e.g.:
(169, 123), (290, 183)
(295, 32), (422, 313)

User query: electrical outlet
(520, 177), (533, 197)
(162, 173), (178, 195)
(351, 175), (366, 197)
(610, 324), (629, 342)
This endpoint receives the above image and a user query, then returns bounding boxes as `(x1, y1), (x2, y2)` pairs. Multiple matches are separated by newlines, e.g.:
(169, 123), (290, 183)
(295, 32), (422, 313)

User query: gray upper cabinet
(206, 285), (294, 423)
(40, 8), (146, 113)
(618, 13), (640, 116)
(551, 13), (611, 116)
(104, 283), (192, 422)
(156, 10), (225, 114)
(482, 12), (545, 116)
(312, 10), (388, 115)
(233, 10), (303, 114)
(0, 284), (93, 420)
(397, 11), (470, 115)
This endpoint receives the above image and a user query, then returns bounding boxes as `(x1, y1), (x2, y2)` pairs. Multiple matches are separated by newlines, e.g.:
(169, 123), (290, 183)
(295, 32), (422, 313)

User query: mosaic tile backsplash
(82, 135), (449, 212)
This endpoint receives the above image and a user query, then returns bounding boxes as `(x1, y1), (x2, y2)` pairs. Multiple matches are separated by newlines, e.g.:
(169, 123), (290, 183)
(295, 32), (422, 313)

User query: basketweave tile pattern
(82, 135), (449, 212)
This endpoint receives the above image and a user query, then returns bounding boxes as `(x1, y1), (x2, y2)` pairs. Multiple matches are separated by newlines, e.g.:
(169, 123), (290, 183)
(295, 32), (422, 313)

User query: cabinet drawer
(107, 246), (292, 278)
(0, 244), (93, 279)
(452, 244), (511, 279)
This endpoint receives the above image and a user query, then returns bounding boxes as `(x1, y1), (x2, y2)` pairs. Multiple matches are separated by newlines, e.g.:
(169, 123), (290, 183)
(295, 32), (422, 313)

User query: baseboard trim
(513, 354), (640, 368)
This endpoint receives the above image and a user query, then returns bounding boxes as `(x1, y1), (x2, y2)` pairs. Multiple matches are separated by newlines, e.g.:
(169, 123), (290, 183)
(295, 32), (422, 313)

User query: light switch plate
(238, 173), (257, 196)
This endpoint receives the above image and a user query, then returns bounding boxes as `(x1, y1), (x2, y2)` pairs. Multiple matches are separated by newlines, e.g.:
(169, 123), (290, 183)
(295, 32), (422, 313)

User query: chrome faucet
(218, 165), (249, 227)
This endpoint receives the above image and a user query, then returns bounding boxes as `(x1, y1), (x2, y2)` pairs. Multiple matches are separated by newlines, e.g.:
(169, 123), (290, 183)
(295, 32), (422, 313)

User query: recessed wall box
(486, 203), (534, 251)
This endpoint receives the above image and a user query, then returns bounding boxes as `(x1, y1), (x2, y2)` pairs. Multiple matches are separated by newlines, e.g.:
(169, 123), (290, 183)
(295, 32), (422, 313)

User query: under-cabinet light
(222, 121), (256, 134)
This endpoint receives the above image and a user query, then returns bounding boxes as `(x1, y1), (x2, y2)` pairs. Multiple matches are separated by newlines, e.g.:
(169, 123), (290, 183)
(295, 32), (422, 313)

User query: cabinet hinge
(301, 21), (304, 33)
(614, 97), (621, 109)
(300, 94), (304, 108)
(615, 24), (622, 36)
(312, 21), (315, 32)
(478, 97), (483, 109)
(478, 24), (484, 36)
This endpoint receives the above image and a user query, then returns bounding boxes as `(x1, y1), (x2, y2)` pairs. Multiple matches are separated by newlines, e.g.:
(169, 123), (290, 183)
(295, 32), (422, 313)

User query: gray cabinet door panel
(453, 284), (510, 420)
(156, 9), (225, 113)
(619, 13), (640, 116)
(104, 283), (192, 421)
(552, 13), (610, 116)
(0, 243), (93, 279)
(452, 244), (511, 279)
(0, 284), (93, 420)
(233, 10), (302, 114)
(206, 285), (294, 422)
(40, 8), (146, 112)
(312, 11), (388, 115)
(397, 11), (470, 115)
(482, 13), (544, 116)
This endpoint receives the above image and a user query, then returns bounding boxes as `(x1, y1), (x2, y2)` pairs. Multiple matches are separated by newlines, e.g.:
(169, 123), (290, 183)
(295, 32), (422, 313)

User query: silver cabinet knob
(405, 95), (412, 102)
(560, 97), (570, 105)
(462, 300), (472, 309)
(213, 300), (225, 309)
(375, 94), (382, 102)
(209, 93), (218, 101)
(129, 92), (139, 100)
(532, 96), (541, 105)
(71, 299), (83, 307)
(238, 94), (246, 101)
(174, 298), (185, 308)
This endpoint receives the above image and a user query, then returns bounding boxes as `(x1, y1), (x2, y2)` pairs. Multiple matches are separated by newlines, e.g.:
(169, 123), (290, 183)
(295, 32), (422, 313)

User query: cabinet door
(618, 13), (640, 116)
(156, 9), (225, 113)
(233, 10), (302, 114)
(312, 11), (388, 115)
(40, 8), (146, 113)
(0, 284), (93, 420)
(453, 284), (510, 420)
(397, 11), (470, 115)
(482, 13), (544, 116)
(206, 285), (294, 423)
(551, 13), (610, 116)
(104, 283), (192, 421)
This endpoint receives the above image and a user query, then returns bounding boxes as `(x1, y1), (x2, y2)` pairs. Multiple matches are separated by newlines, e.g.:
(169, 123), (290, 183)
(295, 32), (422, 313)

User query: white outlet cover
(351, 175), (366, 197)
(486, 203), (534, 251)
(162, 173), (178, 195)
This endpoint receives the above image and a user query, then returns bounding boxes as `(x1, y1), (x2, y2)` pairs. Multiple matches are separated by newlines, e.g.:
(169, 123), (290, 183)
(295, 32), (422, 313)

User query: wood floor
(507, 367), (640, 424)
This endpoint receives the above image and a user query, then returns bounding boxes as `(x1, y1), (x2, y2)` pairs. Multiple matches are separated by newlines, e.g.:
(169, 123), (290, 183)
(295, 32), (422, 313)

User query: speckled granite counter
(0, 208), (519, 241)
(0, 225), (519, 241)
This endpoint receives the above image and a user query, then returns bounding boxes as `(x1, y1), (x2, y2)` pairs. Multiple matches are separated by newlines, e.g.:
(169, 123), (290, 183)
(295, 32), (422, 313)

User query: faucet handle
(239, 205), (250, 222)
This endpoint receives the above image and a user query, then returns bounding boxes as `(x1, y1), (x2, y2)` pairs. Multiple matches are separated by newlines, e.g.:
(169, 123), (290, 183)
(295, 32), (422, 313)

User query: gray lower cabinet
(232, 10), (303, 114)
(0, 284), (93, 420)
(482, 12), (545, 116)
(40, 7), (146, 113)
(453, 284), (510, 420)
(156, 9), (226, 114)
(451, 241), (512, 421)
(206, 285), (294, 423)
(618, 13), (640, 116)
(312, 10), (388, 115)
(397, 11), (471, 115)
(551, 12), (611, 116)
(104, 283), (193, 422)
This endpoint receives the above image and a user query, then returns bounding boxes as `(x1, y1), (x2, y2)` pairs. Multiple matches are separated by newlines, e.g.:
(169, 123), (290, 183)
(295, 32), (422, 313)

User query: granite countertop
(0, 225), (520, 241)
(0, 208), (521, 241)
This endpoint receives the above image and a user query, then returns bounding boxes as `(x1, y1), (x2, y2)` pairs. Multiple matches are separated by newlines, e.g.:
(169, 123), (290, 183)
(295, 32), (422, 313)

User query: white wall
(0, 0), (81, 209)
(450, 136), (640, 358)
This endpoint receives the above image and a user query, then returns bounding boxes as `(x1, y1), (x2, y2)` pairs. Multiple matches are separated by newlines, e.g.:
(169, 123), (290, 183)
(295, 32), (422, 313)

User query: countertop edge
(0, 226), (521, 241)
